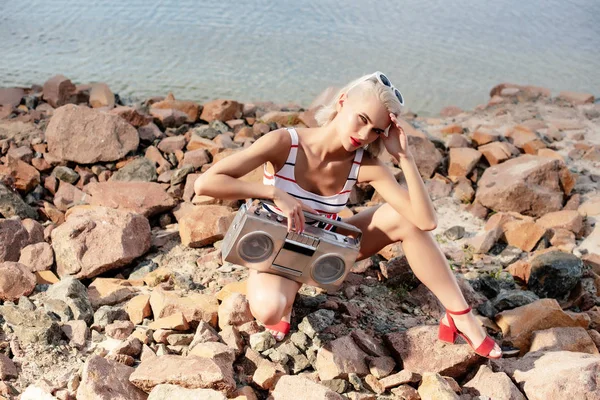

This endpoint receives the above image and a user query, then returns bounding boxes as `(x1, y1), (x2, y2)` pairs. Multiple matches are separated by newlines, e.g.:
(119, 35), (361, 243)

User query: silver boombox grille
(221, 199), (362, 292)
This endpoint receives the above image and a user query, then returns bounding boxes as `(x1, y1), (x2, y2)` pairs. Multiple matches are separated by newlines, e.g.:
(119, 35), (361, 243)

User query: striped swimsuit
(263, 128), (364, 231)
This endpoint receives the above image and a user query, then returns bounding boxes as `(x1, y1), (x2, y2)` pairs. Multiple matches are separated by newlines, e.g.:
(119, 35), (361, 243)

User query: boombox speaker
(221, 199), (362, 292)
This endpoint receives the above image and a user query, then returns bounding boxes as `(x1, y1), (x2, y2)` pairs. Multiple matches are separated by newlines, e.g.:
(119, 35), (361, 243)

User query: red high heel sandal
(438, 306), (502, 359)
(265, 320), (290, 340)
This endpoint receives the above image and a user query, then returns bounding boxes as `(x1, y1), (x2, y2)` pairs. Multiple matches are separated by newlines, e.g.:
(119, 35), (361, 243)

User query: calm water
(1, 0), (599, 116)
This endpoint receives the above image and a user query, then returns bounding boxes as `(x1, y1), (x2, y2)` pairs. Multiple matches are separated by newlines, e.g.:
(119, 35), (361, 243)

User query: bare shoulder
(257, 128), (292, 170)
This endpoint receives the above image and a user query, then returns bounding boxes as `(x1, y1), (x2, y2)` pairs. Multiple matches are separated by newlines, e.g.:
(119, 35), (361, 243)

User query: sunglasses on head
(348, 71), (405, 106)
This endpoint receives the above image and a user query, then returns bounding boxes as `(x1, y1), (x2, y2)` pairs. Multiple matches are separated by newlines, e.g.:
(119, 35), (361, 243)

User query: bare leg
(341, 203), (502, 358)
(246, 269), (301, 340)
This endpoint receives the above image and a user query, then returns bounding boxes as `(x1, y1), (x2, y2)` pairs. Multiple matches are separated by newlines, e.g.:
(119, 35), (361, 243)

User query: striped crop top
(262, 128), (364, 231)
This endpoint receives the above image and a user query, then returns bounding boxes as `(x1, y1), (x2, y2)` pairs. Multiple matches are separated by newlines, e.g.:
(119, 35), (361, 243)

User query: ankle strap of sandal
(445, 306), (472, 315)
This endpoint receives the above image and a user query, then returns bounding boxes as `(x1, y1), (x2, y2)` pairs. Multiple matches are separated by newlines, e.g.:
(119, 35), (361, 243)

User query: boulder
(85, 181), (176, 217)
(46, 104), (139, 163)
(51, 206), (151, 279)
(476, 155), (574, 217)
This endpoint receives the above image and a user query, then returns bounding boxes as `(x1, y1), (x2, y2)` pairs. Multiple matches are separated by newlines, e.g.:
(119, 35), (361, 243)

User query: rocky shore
(0, 75), (598, 400)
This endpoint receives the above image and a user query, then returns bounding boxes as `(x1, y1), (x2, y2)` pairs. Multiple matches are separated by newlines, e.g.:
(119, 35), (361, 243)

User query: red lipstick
(350, 137), (361, 147)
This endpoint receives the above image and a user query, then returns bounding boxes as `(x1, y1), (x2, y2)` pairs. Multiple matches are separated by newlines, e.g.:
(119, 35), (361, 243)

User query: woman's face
(337, 91), (391, 152)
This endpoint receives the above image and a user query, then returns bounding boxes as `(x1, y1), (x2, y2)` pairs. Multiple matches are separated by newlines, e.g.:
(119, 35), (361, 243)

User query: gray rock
(190, 125), (219, 140)
(93, 305), (129, 329)
(528, 251), (583, 298)
(0, 183), (37, 219)
(43, 298), (74, 322)
(52, 166), (79, 184)
(249, 331), (275, 352)
(46, 276), (94, 325)
(491, 290), (539, 311)
(110, 158), (157, 182)
(298, 309), (336, 338)
(170, 165), (195, 186)
(444, 226), (465, 240)
(0, 304), (61, 345)
(209, 120), (230, 134)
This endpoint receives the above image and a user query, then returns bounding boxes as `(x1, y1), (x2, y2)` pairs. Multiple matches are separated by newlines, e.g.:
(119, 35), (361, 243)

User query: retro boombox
(221, 199), (362, 292)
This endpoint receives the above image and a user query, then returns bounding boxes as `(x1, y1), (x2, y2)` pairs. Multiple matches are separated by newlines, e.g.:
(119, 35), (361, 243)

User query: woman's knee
(247, 290), (287, 325)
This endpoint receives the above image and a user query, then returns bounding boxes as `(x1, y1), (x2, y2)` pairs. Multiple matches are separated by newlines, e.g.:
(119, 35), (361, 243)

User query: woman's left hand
(383, 113), (412, 161)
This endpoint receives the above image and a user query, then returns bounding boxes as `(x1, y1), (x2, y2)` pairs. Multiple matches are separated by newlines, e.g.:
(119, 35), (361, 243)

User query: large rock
(147, 384), (225, 400)
(0, 304), (61, 345)
(0, 182), (37, 219)
(46, 104), (139, 164)
(150, 93), (201, 122)
(200, 100), (242, 122)
(42, 74), (76, 108)
(0, 218), (29, 262)
(383, 325), (482, 379)
(178, 205), (235, 247)
(128, 355), (235, 395)
(407, 135), (443, 179)
(491, 351), (600, 400)
(527, 251), (583, 298)
(495, 298), (588, 355)
(463, 365), (526, 400)
(0, 262), (36, 300)
(271, 375), (344, 400)
(85, 181), (176, 217)
(51, 206), (151, 279)
(77, 355), (147, 400)
(476, 155), (574, 217)
(150, 289), (219, 328)
(315, 335), (370, 380)
(46, 276), (94, 324)
(0, 156), (40, 192)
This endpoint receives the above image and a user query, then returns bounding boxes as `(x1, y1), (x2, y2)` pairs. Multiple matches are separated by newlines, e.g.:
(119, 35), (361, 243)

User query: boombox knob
(276, 215), (284, 222)
(254, 208), (261, 215)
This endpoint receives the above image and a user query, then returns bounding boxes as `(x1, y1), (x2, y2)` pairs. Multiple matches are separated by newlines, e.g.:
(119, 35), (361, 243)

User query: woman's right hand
(273, 188), (318, 233)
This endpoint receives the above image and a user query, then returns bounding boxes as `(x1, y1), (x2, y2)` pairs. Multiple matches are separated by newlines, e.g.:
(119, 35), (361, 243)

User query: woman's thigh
(337, 203), (419, 261)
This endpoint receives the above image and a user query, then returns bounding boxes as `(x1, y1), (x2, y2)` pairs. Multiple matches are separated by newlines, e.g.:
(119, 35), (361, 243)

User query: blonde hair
(314, 74), (404, 158)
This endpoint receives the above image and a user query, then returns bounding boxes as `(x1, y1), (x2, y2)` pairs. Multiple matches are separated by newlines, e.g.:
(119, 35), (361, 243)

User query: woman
(194, 72), (502, 359)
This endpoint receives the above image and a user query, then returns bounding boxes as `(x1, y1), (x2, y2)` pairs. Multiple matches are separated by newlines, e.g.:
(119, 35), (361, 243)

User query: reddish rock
(54, 181), (89, 211)
(46, 104), (139, 163)
(85, 181), (176, 217)
(51, 206), (151, 279)
(439, 106), (463, 117)
(110, 106), (153, 128)
(77, 355), (147, 400)
(181, 149), (211, 169)
(315, 335), (370, 380)
(471, 127), (500, 146)
(271, 375), (343, 400)
(529, 326), (599, 354)
(178, 205), (235, 247)
(89, 83), (115, 108)
(383, 325), (481, 379)
(0, 87), (25, 107)
(106, 320), (135, 340)
(407, 135), (444, 179)
(150, 93), (201, 122)
(217, 292), (254, 329)
(61, 320), (89, 349)
(0, 354), (18, 380)
(495, 298), (588, 355)
(417, 372), (459, 400)
(446, 134), (471, 149)
(147, 385), (227, 400)
(42, 75), (76, 108)
(0, 261), (36, 301)
(200, 99), (242, 122)
(149, 289), (219, 328)
(22, 218), (44, 244)
(157, 136), (187, 153)
(0, 218), (29, 262)
(125, 294), (152, 325)
(522, 139), (547, 155)
(536, 210), (583, 235)
(504, 220), (546, 252)
(252, 358), (286, 390)
(18, 242), (54, 272)
(128, 355), (236, 394)
(87, 278), (140, 309)
(0, 156), (40, 192)
(149, 107), (190, 128)
(557, 91), (594, 105)
(476, 155), (573, 217)
(138, 122), (164, 142)
(463, 365), (525, 400)
(491, 351), (600, 400)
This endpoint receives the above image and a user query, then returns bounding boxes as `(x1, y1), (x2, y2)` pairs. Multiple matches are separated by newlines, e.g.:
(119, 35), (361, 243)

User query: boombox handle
(248, 199), (363, 242)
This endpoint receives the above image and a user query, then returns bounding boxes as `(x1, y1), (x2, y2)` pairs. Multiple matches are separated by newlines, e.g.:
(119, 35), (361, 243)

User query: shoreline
(0, 74), (599, 398)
